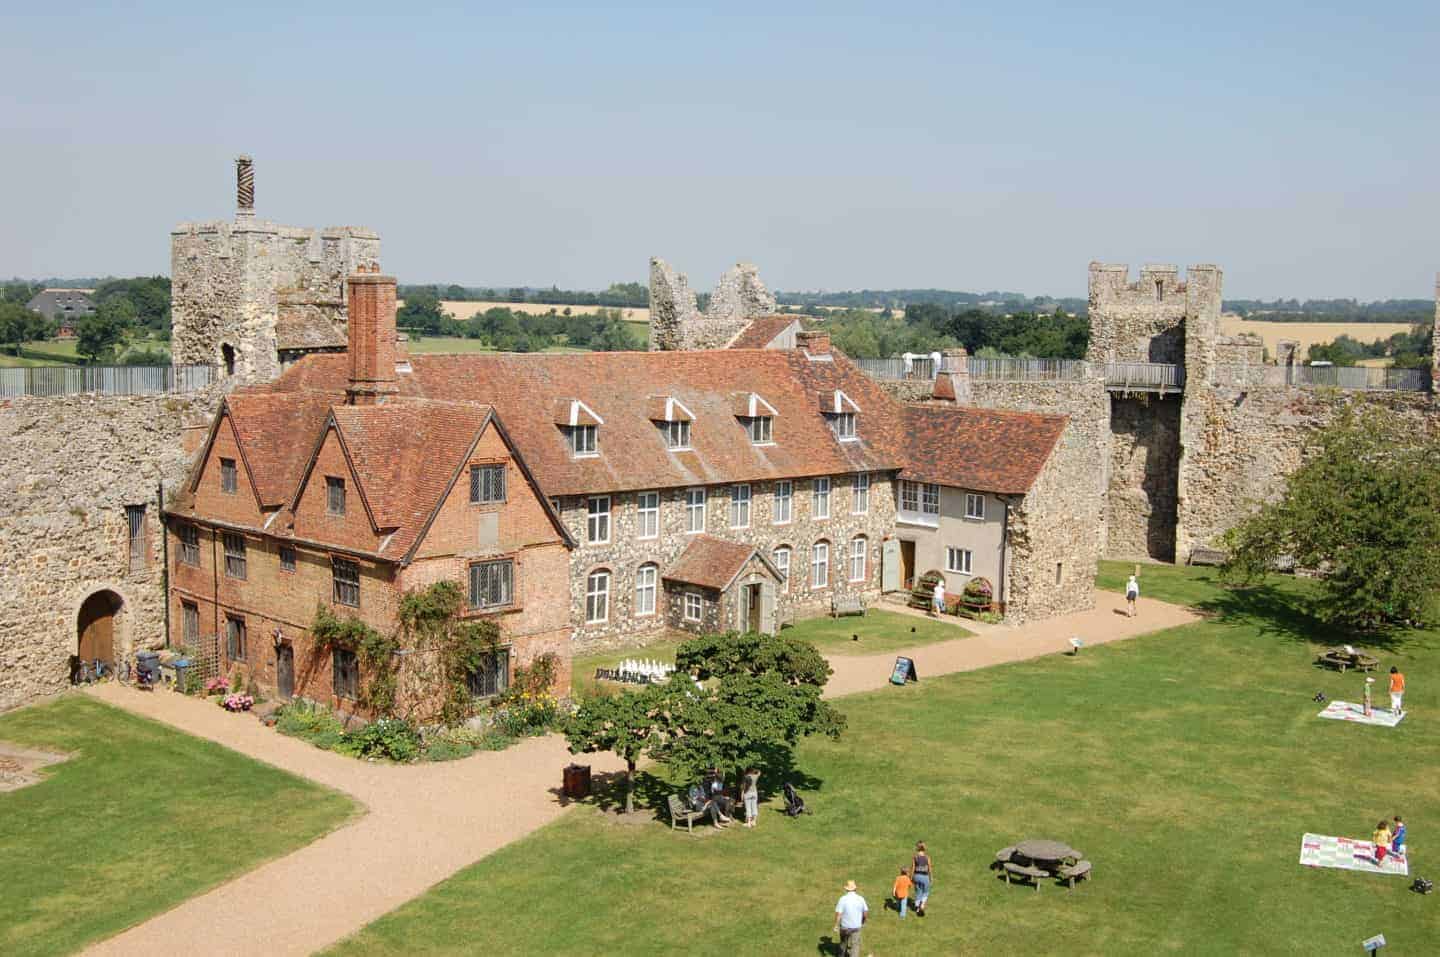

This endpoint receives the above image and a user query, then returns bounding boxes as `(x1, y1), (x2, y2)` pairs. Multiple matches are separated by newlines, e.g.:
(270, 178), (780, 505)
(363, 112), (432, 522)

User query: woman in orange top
(1389, 667), (1405, 716)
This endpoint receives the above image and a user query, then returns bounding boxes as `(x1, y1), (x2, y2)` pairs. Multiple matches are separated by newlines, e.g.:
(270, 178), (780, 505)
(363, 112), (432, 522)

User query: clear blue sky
(3, 1), (1437, 299)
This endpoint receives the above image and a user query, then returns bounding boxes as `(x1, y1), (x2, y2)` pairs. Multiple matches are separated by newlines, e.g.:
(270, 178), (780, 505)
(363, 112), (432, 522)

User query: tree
(1221, 408), (1440, 630)
(564, 681), (675, 815)
(0, 302), (49, 353)
(75, 310), (126, 363)
(396, 292), (449, 336)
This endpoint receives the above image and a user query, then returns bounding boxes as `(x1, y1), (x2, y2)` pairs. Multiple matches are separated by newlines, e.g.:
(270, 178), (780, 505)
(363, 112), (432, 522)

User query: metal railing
(0, 364), (216, 398)
(966, 356), (1089, 381)
(1103, 362), (1185, 392)
(1286, 364), (1429, 392)
(851, 356), (936, 380)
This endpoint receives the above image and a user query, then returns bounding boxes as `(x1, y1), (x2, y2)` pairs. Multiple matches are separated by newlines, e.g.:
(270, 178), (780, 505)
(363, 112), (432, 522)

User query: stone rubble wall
(648, 257), (777, 351)
(1107, 395), (1181, 562)
(0, 388), (224, 711)
(707, 263), (777, 321)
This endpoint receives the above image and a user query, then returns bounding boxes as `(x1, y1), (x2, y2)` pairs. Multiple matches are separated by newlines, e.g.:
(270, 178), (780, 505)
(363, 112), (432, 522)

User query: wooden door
(746, 584), (762, 633)
(77, 592), (118, 667)
(760, 582), (776, 635)
(276, 644), (295, 700)
(882, 539), (901, 592)
(900, 541), (916, 590)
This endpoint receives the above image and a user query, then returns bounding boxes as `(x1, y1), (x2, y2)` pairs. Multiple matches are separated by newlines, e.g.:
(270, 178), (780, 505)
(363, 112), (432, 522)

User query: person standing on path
(911, 841), (933, 916)
(1125, 574), (1139, 617)
(932, 577), (947, 617)
(1389, 666), (1406, 716)
(741, 767), (760, 828)
(833, 879), (868, 957)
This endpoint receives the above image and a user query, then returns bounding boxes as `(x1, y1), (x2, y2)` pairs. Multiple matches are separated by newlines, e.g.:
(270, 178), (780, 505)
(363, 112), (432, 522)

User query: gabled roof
(662, 535), (781, 591)
(818, 389), (860, 414)
(727, 316), (801, 349)
(208, 392), (334, 508)
(901, 405), (1068, 495)
(266, 349), (909, 496)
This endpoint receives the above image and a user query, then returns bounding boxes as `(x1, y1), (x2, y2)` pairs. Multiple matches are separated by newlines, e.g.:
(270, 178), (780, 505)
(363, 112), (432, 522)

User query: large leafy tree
(0, 302), (50, 353)
(564, 680), (675, 815)
(1221, 408), (1440, 630)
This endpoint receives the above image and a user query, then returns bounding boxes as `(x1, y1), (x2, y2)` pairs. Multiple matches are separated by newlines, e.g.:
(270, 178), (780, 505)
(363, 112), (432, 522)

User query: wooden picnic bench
(1317, 648), (1378, 673)
(831, 595), (866, 618)
(1002, 861), (1049, 891)
(666, 794), (704, 833)
(1188, 547), (1226, 567)
(1057, 859), (1093, 888)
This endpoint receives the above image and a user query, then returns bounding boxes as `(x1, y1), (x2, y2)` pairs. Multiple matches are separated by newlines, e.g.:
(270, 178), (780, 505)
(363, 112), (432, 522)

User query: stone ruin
(648, 258), (777, 350)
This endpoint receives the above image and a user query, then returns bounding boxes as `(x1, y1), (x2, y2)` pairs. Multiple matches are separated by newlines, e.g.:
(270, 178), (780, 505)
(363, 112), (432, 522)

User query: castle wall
(1107, 395), (1181, 562)
(0, 389), (222, 711)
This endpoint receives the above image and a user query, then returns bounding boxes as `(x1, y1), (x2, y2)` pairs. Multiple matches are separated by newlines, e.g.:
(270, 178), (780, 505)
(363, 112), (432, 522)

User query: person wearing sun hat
(833, 879), (868, 957)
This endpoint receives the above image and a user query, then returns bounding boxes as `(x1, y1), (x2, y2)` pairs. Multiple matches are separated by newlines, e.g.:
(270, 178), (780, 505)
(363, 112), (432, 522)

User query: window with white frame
(773, 481), (792, 524)
(469, 559), (514, 609)
(666, 419), (691, 450)
(852, 472), (870, 514)
(570, 424), (598, 457)
(965, 492), (985, 520)
(899, 480), (940, 525)
(811, 541), (830, 589)
(684, 591), (703, 622)
(849, 536), (867, 582)
(585, 570), (610, 623)
(831, 412), (857, 441)
(685, 488), (706, 533)
(748, 416), (773, 444)
(946, 547), (972, 575)
(730, 484), (751, 528)
(636, 491), (660, 539)
(635, 564), (657, 617)
(586, 496), (611, 544)
(470, 464), (506, 504)
(772, 545), (791, 583)
(812, 477), (831, 519)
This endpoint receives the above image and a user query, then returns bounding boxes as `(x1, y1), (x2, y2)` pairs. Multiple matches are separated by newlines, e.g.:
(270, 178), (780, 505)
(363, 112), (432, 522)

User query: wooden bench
(1317, 649), (1378, 674)
(831, 595), (866, 618)
(1057, 859), (1092, 888)
(666, 794), (704, 833)
(993, 846), (1017, 868)
(1002, 861), (1049, 891)
(1188, 547), (1227, 567)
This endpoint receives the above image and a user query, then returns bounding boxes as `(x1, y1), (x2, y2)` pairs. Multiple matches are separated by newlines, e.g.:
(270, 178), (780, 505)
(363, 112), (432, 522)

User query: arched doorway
(76, 590), (123, 673)
(221, 343), (236, 376)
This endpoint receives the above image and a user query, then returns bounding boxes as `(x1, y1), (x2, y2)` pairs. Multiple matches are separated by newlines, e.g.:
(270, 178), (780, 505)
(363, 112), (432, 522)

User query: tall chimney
(236, 155), (255, 221)
(346, 265), (399, 405)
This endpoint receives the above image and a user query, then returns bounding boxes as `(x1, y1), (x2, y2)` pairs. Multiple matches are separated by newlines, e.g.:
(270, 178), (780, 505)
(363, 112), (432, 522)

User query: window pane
(469, 560), (514, 608)
(850, 537), (866, 581)
(773, 481), (792, 524)
(813, 478), (830, 519)
(586, 571), (610, 622)
(637, 492), (659, 538)
(280, 545), (296, 572)
(773, 547), (790, 582)
(635, 565), (657, 616)
(587, 496), (610, 543)
(686, 489), (705, 533)
(326, 477), (345, 515)
(332, 558), (360, 607)
(811, 542), (829, 588)
(730, 484), (750, 528)
(853, 473), (870, 514)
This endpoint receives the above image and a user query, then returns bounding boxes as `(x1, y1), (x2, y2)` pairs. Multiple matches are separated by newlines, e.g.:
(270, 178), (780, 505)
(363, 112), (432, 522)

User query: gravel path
(82, 588), (1193, 955)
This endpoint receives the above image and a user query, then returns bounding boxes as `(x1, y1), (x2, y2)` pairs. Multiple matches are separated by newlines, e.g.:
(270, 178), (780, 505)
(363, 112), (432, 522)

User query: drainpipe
(998, 499), (1010, 612)
(159, 481), (170, 649)
(211, 525), (221, 647)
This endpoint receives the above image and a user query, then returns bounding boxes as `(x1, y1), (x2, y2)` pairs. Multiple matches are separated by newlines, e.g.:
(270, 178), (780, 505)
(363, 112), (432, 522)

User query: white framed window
(586, 495), (611, 544)
(899, 480), (941, 528)
(685, 488), (706, 533)
(852, 472), (870, 514)
(946, 547), (972, 575)
(812, 477), (831, 519)
(748, 416), (773, 445)
(684, 591), (703, 622)
(849, 536), (867, 582)
(773, 481), (792, 525)
(772, 545), (791, 583)
(730, 484), (751, 528)
(923, 483), (940, 515)
(636, 491), (660, 539)
(635, 564), (657, 617)
(570, 424), (598, 457)
(900, 480), (918, 513)
(965, 492), (985, 520)
(831, 412), (857, 441)
(810, 541), (830, 590)
(666, 419), (691, 450)
(585, 570), (610, 623)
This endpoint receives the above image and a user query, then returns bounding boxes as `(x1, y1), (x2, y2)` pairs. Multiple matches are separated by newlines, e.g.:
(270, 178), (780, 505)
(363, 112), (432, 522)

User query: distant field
(1219, 317), (1419, 358)
(439, 301), (650, 323)
(404, 337), (580, 355)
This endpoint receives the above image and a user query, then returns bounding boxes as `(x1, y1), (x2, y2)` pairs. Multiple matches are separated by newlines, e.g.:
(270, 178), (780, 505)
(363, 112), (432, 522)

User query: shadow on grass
(815, 934), (841, 956)
(1195, 582), (1418, 652)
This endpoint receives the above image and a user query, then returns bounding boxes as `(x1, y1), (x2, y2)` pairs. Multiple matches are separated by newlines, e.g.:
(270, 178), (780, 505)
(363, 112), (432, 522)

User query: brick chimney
(796, 330), (831, 355)
(346, 265), (399, 405)
(932, 347), (971, 403)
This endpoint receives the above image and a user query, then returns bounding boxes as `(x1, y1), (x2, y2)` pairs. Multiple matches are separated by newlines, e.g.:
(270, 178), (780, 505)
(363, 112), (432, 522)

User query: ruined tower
(648, 258), (778, 350)
(170, 156), (381, 382)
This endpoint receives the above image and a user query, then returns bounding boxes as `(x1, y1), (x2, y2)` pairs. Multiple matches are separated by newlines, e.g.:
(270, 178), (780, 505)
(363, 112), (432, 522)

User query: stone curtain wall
(648, 258), (777, 351)
(0, 390), (222, 711)
(1107, 396), (1181, 562)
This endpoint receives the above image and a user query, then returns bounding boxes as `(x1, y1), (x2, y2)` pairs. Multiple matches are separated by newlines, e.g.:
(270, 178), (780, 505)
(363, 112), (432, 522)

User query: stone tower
(170, 156), (381, 383)
(648, 258), (778, 350)
(1084, 262), (1222, 365)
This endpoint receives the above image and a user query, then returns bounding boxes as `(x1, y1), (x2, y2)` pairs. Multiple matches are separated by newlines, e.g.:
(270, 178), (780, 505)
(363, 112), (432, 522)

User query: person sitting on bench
(687, 782), (729, 828)
(706, 769), (736, 820)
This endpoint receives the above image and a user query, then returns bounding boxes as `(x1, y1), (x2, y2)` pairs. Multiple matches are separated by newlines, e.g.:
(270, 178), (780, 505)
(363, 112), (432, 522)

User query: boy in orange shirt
(1389, 667), (1406, 717)
(892, 867), (913, 919)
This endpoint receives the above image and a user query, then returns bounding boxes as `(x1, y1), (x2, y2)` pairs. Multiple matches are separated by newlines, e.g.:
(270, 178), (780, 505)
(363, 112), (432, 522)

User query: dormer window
(666, 419), (691, 450)
(732, 392), (778, 446)
(748, 416), (773, 445)
(570, 424), (598, 457)
(649, 395), (694, 451)
(819, 390), (860, 442)
(831, 412), (856, 441)
(555, 398), (603, 459)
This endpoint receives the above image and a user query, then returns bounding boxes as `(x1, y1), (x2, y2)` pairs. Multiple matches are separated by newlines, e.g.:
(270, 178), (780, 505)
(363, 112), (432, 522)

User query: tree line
(813, 304), (1089, 360)
(1228, 298), (1433, 323)
(1308, 325), (1434, 369)
(398, 292), (642, 352)
(399, 281), (649, 309)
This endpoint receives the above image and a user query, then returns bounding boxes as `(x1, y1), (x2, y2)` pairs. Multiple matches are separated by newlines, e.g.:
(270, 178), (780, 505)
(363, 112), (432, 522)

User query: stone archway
(75, 589), (124, 678)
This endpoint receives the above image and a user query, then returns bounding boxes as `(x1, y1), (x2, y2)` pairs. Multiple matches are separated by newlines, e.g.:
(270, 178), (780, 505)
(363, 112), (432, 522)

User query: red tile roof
(266, 350), (910, 497)
(728, 316), (801, 349)
(662, 535), (775, 591)
(901, 405), (1067, 495)
(223, 392), (335, 507)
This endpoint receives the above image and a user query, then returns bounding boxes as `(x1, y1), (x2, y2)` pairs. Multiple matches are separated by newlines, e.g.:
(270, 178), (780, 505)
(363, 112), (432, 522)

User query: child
(1392, 815), (1407, 858)
(1389, 666), (1406, 716)
(1373, 820), (1393, 864)
(1125, 574), (1139, 617)
(892, 867), (913, 919)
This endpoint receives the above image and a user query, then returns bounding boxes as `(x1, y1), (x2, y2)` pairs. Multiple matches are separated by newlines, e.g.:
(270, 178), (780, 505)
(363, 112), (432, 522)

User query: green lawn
(332, 566), (1440, 955)
(0, 696), (356, 956)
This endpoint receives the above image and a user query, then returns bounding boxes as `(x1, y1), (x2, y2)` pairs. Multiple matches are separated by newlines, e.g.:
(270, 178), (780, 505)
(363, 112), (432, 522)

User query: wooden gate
(76, 591), (121, 668)
(276, 644), (295, 700)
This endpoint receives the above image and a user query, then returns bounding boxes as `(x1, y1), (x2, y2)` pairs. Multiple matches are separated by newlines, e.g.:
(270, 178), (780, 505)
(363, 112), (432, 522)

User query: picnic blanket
(1315, 700), (1404, 727)
(1299, 833), (1409, 875)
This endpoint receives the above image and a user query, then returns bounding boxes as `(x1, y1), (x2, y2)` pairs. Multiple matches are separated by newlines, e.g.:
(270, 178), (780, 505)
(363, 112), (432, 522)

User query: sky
(3, 1), (1438, 300)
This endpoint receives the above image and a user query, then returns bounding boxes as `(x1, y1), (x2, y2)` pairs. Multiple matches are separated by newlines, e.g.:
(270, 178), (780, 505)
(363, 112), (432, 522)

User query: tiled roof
(225, 392), (336, 506)
(728, 316), (800, 349)
(275, 308), (347, 351)
(662, 535), (769, 591)
(901, 405), (1067, 495)
(266, 349), (910, 496)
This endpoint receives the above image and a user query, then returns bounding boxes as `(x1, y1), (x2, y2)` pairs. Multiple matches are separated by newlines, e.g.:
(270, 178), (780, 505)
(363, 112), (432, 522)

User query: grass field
(330, 563), (1440, 955)
(0, 696), (356, 956)
(1219, 317), (1419, 360)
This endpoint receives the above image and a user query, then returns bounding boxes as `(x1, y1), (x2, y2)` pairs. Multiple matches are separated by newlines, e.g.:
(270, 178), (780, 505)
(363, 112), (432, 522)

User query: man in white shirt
(833, 879), (868, 957)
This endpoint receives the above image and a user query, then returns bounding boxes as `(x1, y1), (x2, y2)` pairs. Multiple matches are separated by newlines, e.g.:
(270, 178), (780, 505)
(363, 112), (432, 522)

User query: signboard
(1361, 934), (1386, 952)
(890, 656), (918, 685)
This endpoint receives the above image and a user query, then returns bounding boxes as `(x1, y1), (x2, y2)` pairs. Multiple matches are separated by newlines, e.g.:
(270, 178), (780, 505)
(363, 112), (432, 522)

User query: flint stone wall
(648, 258), (776, 351)
(1107, 395), (1181, 562)
(0, 389), (222, 711)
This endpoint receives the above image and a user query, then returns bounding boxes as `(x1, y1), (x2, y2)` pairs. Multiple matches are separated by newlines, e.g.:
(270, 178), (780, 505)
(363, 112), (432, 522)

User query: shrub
(205, 676), (229, 695)
(221, 693), (254, 712)
(962, 577), (994, 603)
(275, 700), (346, 750)
(339, 717), (421, 762)
(422, 726), (483, 762)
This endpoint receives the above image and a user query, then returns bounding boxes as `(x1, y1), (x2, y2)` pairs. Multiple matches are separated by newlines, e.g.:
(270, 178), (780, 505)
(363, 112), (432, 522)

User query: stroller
(782, 782), (808, 817)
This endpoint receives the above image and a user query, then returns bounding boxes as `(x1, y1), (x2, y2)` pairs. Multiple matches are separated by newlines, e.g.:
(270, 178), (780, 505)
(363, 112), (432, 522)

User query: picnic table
(1317, 647), (1378, 674)
(1014, 839), (1079, 865)
(996, 840), (1093, 891)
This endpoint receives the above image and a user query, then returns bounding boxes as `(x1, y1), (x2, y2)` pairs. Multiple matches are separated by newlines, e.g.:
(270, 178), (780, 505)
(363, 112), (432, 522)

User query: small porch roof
(662, 534), (782, 592)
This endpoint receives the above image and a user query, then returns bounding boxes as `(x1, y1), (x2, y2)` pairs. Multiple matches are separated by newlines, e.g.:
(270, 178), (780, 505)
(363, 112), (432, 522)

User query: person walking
(1388, 666), (1406, 716)
(891, 867), (913, 919)
(911, 841), (933, 916)
(931, 577), (947, 617)
(1125, 574), (1140, 617)
(833, 879), (868, 957)
(741, 767), (761, 828)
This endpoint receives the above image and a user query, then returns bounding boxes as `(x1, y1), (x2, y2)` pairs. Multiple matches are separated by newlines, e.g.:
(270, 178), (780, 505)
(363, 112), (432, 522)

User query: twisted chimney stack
(236, 155), (255, 220)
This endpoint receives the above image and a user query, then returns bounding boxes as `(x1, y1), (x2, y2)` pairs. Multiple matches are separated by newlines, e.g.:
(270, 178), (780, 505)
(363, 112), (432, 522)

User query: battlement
(1088, 262), (1221, 307)
(1086, 262), (1224, 365)
(648, 258), (776, 350)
